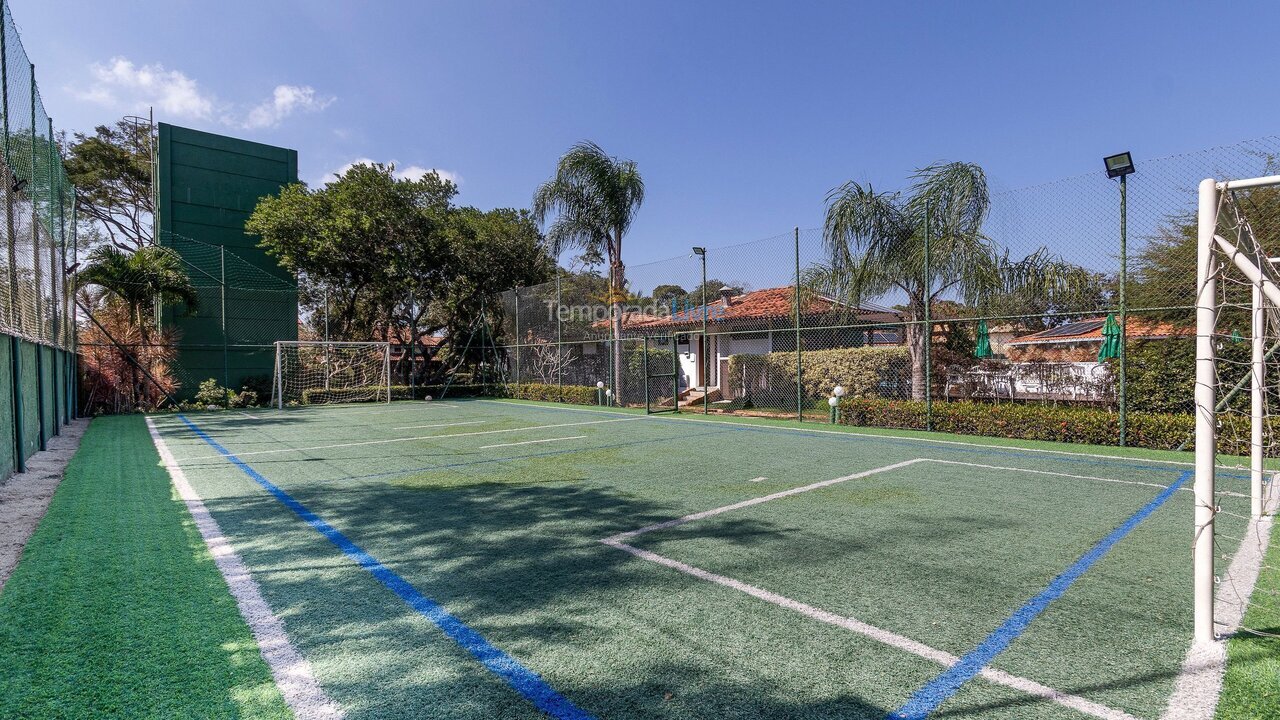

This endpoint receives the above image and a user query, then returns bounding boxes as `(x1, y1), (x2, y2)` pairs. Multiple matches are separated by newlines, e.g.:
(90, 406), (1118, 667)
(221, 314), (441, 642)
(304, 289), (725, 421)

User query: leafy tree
(817, 162), (999, 399)
(248, 163), (551, 383)
(76, 245), (197, 336)
(533, 141), (645, 402)
(651, 284), (686, 305)
(62, 119), (155, 250)
(816, 161), (1099, 399)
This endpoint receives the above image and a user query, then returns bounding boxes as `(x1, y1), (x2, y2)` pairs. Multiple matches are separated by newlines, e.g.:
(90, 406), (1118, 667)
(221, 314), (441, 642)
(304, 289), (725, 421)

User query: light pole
(1104, 151), (1136, 446)
(693, 246), (708, 414)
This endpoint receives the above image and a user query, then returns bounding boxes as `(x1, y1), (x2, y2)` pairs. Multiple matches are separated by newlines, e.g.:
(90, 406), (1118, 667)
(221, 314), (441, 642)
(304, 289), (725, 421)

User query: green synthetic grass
(0, 415), (291, 720)
(144, 398), (1272, 719)
(1218, 520), (1280, 720)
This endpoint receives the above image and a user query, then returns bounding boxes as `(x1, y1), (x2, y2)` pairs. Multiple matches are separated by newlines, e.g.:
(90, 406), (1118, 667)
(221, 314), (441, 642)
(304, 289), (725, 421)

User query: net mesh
(497, 137), (1280, 434)
(274, 342), (390, 407)
(0, 0), (75, 350)
(1205, 183), (1280, 641)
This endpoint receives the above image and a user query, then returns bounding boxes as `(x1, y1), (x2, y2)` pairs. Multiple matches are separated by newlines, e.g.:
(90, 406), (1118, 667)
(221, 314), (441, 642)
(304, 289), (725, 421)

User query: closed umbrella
(1098, 313), (1122, 361)
(974, 320), (993, 358)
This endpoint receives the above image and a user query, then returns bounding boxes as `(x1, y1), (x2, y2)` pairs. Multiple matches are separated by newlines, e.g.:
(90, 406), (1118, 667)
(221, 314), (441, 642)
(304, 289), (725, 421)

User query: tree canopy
(247, 163), (552, 380)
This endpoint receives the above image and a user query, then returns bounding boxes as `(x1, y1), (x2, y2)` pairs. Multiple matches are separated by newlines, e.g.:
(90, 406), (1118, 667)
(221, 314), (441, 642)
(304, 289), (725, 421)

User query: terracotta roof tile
(1007, 316), (1192, 345)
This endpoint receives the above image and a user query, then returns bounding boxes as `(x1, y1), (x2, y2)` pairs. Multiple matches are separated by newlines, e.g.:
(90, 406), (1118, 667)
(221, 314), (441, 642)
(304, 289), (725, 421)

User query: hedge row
(836, 397), (1263, 454)
(297, 382), (603, 406)
(728, 346), (910, 402)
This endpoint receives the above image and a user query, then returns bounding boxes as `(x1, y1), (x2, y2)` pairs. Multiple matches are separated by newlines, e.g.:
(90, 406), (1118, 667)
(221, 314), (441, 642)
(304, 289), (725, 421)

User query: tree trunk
(906, 306), (926, 402)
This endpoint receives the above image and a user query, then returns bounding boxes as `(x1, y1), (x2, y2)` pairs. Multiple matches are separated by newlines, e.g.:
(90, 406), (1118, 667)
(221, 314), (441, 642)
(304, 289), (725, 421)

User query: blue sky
(15, 0), (1280, 266)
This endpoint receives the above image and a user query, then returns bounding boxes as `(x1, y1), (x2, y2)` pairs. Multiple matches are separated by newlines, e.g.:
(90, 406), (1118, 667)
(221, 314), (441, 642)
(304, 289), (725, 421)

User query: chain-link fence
(0, 0), (77, 479)
(496, 137), (1280, 450)
(76, 230), (300, 409)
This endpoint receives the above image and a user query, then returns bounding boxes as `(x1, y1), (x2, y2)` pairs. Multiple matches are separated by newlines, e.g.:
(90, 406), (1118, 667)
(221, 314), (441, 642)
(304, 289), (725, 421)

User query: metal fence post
(47, 116), (59, 433)
(1118, 173), (1128, 446)
(28, 64), (40, 339)
(794, 227), (802, 422)
(506, 288), (512, 384)
(221, 245), (229, 396)
(556, 271), (563, 402)
(923, 202), (932, 432)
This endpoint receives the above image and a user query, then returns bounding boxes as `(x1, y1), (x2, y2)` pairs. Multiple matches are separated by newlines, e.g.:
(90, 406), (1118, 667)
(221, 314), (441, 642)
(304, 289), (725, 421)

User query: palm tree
(532, 141), (645, 403)
(77, 245), (198, 341)
(819, 162), (1000, 400)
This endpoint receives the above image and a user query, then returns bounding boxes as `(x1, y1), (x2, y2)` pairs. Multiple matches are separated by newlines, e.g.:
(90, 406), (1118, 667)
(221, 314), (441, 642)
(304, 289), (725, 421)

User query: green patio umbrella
(974, 319), (993, 358)
(1098, 313), (1122, 361)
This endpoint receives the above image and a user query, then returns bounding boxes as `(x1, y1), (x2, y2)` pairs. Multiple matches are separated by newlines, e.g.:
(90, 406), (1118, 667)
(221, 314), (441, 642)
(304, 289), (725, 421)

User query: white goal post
(272, 341), (392, 409)
(1194, 175), (1280, 645)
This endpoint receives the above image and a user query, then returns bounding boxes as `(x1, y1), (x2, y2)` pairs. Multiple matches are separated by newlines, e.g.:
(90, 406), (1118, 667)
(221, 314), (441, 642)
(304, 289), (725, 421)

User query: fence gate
(643, 335), (680, 414)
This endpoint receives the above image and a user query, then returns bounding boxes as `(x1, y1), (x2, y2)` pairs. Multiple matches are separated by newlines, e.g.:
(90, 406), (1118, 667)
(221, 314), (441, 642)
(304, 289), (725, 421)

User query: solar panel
(1035, 319), (1105, 339)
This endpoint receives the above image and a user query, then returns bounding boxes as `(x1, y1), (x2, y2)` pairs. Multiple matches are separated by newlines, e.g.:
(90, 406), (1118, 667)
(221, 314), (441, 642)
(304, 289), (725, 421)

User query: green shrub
(500, 383), (600, 405)
(727, 346), (911, 403)
(194, 379), (229, 408)
(836, 397), (1264, 455)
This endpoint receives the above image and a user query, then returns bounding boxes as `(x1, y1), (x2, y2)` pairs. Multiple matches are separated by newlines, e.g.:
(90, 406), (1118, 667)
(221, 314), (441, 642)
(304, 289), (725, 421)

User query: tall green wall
(157, 123), (299, 399)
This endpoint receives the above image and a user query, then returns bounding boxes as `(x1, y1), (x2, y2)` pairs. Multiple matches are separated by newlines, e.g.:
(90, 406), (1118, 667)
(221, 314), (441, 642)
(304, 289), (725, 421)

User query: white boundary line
(604, 459), (925, 543)
(392, 420), (486, 431)
(219, 417), (642, 458)
(599, 457), (1150, 720)
(602, 540), (1136, 720)
(479, 435), (585, 450)
(1161, 493), (1278, 720)
(478, 399), (1224, 470)
(146, 417), (343, 720)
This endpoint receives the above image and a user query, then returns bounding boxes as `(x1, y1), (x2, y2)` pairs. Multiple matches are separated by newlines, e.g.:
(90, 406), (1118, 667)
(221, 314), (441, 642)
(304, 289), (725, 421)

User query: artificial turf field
(2, 399), (1274, 719)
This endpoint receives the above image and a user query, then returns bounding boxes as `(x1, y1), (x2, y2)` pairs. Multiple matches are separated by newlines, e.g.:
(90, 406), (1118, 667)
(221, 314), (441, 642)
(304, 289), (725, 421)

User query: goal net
(1194, 175), (1280, 646)
(273, 341), (391, 409)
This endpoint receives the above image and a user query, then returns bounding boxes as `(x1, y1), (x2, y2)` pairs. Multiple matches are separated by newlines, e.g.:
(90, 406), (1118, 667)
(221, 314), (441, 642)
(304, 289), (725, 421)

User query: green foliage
(62, 119), (155, 251)
(247, 163), (551, 384)
(194, 378), (229, 407)
(728, 347), (911, 402)
(532, 140), (646, 402)
(194, 378), (259, 408)
(836, 397), (1262, 454)
(501, 383), (600, 405)
(77, 245), (199, 329)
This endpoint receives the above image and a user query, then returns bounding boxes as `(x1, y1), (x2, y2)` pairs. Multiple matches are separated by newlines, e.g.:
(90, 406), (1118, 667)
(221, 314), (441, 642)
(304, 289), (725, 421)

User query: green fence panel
(18, 340), (38, 461)
(0, 335), (13, 479)
(40, 344), (55, 441)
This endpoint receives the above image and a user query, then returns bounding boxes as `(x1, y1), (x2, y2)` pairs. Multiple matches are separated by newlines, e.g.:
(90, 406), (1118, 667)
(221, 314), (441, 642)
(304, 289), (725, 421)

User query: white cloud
(243, 85), (334, 129)
(316, 158), (460, 186)
(78, 57), (214, 119)
(72, 57), (332, 130)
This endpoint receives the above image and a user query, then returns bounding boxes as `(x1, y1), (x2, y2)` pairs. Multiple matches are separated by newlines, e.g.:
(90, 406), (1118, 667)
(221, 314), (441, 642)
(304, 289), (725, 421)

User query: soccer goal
(1193, 175), (1280, 645)
(272, 341), (392, 409)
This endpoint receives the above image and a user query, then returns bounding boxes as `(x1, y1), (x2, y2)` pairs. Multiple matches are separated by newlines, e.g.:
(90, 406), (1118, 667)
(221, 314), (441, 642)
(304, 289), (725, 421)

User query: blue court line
(174, 415), (596, 720)
(886, 469), (1191, 720)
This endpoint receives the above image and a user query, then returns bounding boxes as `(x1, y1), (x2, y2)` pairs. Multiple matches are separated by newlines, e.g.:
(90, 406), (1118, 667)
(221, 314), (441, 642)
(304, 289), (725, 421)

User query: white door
(677, 335), (699, 391)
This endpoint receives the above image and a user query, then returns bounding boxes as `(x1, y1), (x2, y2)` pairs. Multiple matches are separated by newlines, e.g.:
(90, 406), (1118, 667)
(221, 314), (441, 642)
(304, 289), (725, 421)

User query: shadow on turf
(196, 478), (927, 718)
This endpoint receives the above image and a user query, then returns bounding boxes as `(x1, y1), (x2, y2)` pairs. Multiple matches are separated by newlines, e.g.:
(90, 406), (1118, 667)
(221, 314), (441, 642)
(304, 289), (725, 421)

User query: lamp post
(1104, 151), (1136, 446)
(693, 246), (708, 414)
(597, 380), (605, 406)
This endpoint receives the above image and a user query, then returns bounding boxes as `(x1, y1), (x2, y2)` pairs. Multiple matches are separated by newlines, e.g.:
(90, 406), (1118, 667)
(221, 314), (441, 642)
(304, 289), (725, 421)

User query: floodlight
(692, 246), (705, 256)
(828, 396), (839, 407)
(833, 385), (846, 397)
(1103, 152), (1136, 178)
